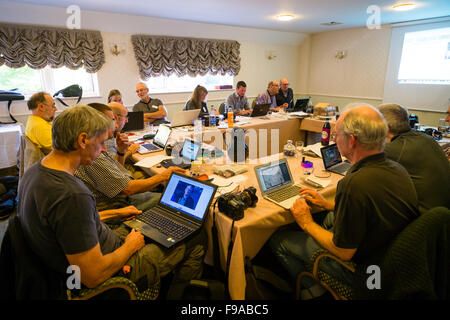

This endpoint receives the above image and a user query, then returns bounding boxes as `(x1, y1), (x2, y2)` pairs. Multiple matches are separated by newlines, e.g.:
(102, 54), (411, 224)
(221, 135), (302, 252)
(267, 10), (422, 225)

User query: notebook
(124, 172), (217, 248)
(254, 158), (302, 209)
(138, 124), (172, 154)
(121, 111), (144, 132)
(250, 103), (271, 117)
(168, 109), (201, 127)
(288, 98), (310, 112)
(320, 143), (351, 176)
(160, 139), (201, 169)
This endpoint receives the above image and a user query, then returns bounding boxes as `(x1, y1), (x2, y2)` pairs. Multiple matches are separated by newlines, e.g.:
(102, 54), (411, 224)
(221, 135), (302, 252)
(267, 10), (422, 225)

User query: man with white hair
(378, 103), (450, 213)
(133, 82), (168, 125)
(269, 105), (419, 299)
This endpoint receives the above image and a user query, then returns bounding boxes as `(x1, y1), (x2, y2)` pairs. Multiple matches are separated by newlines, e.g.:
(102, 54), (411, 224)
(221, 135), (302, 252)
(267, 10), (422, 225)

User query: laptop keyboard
(138, 207), (191, 239)
(267, 185), (301, 202)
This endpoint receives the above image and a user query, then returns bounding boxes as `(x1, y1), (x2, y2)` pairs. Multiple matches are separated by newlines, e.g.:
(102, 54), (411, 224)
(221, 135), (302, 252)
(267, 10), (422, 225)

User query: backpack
(53, 84), (83, 107)
(0, 175), (19, 220)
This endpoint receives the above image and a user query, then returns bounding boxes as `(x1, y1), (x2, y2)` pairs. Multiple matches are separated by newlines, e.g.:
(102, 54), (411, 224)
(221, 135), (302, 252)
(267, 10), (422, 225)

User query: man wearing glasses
(257, 80), (285, 112)
(276, 78), (294, 110)
(133, 82), (168, 125)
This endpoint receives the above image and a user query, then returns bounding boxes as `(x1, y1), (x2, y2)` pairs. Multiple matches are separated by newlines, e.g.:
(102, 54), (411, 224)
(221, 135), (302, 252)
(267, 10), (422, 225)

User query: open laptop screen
(153, 124), (171, 148)
(321, 144), (343, 169)
(121, 111), (144, 132)
(256, 160), (292, 193)
(160, 173), (216, 220)
(181, 139), (201, 161)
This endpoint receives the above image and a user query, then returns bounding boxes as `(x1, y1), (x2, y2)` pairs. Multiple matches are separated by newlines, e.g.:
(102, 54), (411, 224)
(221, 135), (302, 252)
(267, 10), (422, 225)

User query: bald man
(275, 78), (294, 110)
(132, 82), (168, 125)
(269, 105), (419, 300)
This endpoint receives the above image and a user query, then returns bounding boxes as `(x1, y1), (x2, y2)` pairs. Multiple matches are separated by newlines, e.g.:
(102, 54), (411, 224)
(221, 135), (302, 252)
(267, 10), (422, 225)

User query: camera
(217, 187), (258, 220)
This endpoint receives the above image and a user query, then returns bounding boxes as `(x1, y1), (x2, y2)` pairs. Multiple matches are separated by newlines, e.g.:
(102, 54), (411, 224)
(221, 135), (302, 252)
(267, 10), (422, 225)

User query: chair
(0, 215), (159, 300)
(17, 135), (45, 179)
(296, 206), (450, 300)
(219, 102), (226, 115)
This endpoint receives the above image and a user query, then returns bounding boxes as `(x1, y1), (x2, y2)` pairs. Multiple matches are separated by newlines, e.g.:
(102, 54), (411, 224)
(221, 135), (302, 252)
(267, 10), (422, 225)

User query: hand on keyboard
(299, 187), (334, 211)
(161, 166), (186, 180)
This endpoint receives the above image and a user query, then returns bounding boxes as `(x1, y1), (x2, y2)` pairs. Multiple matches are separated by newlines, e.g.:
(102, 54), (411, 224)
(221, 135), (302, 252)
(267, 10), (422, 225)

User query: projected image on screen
(397, 27), (450, 85)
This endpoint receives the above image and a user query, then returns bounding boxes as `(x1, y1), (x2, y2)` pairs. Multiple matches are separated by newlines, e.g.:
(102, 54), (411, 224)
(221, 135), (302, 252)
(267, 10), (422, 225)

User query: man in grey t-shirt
(133, 82), (168, 125)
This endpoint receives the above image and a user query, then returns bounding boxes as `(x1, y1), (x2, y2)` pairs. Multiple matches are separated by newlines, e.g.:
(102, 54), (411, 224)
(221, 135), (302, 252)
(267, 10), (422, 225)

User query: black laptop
(160, 139), (202, 169)
(123, 172), (217, 248)
(121, 111), (144, 132)
(288, 98), (310, 112)
(250, 103), (271, 117)
(320, 143), (351, 175)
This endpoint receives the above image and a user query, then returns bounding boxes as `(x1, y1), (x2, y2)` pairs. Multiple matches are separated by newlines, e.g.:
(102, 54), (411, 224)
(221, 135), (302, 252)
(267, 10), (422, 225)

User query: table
(0, 123), (23, 169)
(299, 117), (336, 146)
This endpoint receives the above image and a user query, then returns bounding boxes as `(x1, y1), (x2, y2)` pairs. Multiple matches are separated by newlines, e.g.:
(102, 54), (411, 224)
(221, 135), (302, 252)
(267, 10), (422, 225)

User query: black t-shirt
(18, 162), (123, 275)
(275, 88), (294, 109)
(332, 153), (419, 263)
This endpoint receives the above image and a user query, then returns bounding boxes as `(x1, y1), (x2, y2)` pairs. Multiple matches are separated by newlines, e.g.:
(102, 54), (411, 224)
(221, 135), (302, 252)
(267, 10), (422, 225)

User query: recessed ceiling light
(277, 14), (295, 22)
(392, 2), (417, 11)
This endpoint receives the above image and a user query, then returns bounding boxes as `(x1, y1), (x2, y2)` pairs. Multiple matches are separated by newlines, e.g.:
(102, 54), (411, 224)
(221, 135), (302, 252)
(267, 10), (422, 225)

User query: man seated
(257, 80), (286, 112)
(378, 103), (450, 212)
(275, 78), (294, 110)
(133, 82), (168, 125)
(25, 92), (57, 153)
(269, 105), (419, 299)
(18, 105), (206, 291)
(225, 81), (252, 116)
(74, 103), (183, 213)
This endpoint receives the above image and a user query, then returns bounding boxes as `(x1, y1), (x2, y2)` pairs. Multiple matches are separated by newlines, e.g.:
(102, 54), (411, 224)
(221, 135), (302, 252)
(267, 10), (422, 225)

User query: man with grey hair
(257, 80), (286, 112)
(378, 103), (450, 212)
(269, 105), (419, 299)
(18, 105), (207, 295)
(133, 82), (168, 125)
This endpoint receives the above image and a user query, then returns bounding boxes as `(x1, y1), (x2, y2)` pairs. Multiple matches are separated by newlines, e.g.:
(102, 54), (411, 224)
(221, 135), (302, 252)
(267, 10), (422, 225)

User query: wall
(0, 1), (306, 125)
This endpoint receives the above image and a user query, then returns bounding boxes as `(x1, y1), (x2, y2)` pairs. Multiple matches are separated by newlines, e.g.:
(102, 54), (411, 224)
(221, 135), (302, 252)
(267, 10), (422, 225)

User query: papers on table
(210, 174), (248, 196)
(134, 154), (173, 168)
(303, 142), (323, 157)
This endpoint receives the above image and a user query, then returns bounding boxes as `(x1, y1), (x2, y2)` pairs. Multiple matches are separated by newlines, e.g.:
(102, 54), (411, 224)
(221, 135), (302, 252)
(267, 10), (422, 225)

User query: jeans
(269, 212), (355, 297)
(128, 191), (161, 212)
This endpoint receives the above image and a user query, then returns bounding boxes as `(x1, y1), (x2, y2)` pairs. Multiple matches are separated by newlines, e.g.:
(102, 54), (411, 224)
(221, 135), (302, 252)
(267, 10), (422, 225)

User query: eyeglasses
(281, 83), (289, 86)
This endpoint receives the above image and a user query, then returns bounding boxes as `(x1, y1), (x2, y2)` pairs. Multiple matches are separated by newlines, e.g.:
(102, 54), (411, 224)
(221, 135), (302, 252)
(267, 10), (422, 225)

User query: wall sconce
(266, 50), (277, 60)
(110, 43), (126, 56)
(335, 50), (347, 59)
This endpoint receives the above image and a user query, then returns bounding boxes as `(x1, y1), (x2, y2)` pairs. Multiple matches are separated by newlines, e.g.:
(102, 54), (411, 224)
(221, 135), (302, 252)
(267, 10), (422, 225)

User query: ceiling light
(277, 14), (294, 22)
(392, 2), (416, 11)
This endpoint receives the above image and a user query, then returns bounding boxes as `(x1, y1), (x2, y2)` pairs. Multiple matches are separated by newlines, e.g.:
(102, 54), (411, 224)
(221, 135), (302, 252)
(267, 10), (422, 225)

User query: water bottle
(210, 106), (216, 126)
(306, 97), (314, 113)
(227, 107), (234, 128)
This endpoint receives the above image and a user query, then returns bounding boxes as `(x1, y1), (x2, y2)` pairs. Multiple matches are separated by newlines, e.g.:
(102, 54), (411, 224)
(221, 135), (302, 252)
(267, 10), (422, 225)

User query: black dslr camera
(217, 187), (258, 220)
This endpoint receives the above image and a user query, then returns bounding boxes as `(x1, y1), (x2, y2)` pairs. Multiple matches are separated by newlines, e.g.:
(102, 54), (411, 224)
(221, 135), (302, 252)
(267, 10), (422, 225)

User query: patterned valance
(0, 23), (105, 73)
(131, 34), (240, 79)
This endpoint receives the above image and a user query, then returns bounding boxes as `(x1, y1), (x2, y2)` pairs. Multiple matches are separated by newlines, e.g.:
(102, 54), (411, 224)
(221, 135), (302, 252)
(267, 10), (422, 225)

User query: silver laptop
(168, 109), (201, 127)
(254, 158), (302, 210)
(138, 124), (172, 154)
(124, 172), (217, 248)
(320, 143), (351, 176)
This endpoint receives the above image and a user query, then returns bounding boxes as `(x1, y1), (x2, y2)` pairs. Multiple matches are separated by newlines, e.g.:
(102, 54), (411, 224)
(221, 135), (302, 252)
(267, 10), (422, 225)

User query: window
(0, 65), (99, 98)
(144, 73), (233, 94)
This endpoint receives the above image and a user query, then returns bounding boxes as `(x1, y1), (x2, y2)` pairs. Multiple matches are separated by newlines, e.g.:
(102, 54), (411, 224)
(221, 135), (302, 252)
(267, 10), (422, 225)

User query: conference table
(131, 115), (342, 300)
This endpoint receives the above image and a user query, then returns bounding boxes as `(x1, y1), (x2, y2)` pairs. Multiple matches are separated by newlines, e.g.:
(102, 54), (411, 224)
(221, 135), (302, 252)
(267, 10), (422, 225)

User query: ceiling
(6, 0), (450, 33)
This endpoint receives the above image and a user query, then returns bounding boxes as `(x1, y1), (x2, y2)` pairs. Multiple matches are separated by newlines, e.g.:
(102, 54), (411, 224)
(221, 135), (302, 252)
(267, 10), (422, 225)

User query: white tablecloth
(0, 124), (23, 169)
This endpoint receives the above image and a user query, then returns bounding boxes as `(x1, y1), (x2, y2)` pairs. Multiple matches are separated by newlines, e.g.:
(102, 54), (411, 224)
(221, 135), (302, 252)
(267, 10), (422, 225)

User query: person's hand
(117, 205), (142, 220)
(116, 132), (130, 154)
(299, 187), (334, 211)
(127, 143), (140, 156)
(290, 197), (314, 230)
(161, 166), (186, 180)
(282, 103), (289, 109)
(124, 229), (145, 253)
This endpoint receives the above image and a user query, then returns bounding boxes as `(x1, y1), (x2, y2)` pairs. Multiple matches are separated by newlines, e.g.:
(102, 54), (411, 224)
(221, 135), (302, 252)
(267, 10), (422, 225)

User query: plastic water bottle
(210, 106), (216, 126)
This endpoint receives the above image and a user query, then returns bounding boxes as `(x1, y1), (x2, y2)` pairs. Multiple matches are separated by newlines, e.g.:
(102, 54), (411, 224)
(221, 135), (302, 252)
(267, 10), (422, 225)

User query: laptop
(123, 172), (217, 248)
(168, 109), (201, 127)
(160, 138), (202, 169)
(121, 111), (144, 132)
(288, 98), (310, 112)
(320, 143), (351, 176)
(250, 103), (271, 117)
(254, 158), (302, 209)
(138, 124), (172, 154)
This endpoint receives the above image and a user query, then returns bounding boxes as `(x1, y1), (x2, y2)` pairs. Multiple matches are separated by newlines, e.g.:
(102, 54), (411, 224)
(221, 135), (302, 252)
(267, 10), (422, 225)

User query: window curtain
(131, 34), (240, 79)
(0, 23), (105, 73)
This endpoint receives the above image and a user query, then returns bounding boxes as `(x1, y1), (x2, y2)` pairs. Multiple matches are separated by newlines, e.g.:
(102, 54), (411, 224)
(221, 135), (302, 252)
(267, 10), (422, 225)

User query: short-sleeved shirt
(25, 115), (53, 150)
(257, 90), (277, 110)
(133, 98), (166, 125)
(18, 162), (122, 275)
(332, 153), (419, 263)
(225, 92), (249, 112)
(74, 151), (132, 208)
(384, 130), (450, 212)
(275, 88), (294, 109)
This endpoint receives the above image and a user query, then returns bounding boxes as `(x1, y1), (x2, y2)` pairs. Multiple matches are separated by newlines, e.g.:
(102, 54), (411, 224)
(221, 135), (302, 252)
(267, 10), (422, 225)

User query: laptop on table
(250, 103), (271, 117)
(320, 143), (351, 176)
(288, 98), (310, 112)
(160, 138), (202, 169)
(124, 172), (217, 248)
(254, 158), (302, 210)
(168, 109), (201, 127)
(121, 111), (144, 132)
(138, 124), (172, 154)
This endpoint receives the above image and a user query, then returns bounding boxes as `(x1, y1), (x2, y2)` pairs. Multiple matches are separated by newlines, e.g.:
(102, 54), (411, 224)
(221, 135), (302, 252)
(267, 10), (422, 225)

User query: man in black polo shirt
(133, 82), (168, 125)
(275, 78), (294, 110)
(269, 105), (419, 299)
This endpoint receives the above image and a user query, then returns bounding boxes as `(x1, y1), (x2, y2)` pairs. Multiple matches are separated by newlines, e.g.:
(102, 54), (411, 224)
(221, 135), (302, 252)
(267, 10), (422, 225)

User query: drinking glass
(295, 141), (304, 158)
